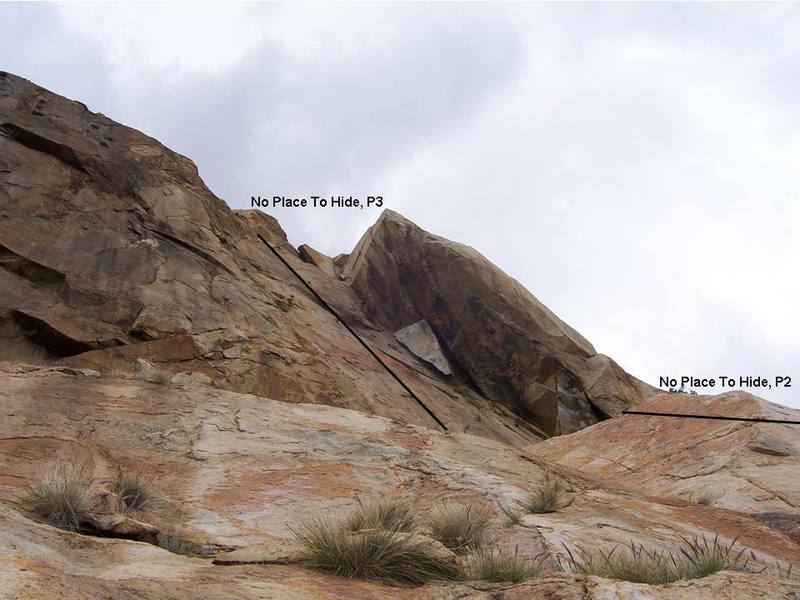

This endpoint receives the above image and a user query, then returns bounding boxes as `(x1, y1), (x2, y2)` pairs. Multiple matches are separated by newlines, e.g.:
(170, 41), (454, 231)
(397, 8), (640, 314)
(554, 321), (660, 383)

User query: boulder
(85, 513), (160, 544)
(394, 320), (453, 375)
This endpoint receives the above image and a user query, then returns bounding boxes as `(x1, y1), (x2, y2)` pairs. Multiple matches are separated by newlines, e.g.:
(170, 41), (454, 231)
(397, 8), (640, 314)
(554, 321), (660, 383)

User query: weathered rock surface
(85, 513), (160, 544)
(1, 364), (798, 599)
(342, 210), (656, 435)
(2, 73), (799, 600)
(531, 391), (800, 513)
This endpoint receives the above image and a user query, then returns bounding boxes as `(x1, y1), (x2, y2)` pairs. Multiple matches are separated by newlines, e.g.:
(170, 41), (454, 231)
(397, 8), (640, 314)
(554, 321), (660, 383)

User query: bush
(113, 469), (151, 512)
(468, 546), (547, 583)
(426, 501), (491, 553)
(345, 496), (415, 532)
(521, 470), (563, 514)
(23, 463), (95, 532)
(293, 515), (462, 584)
(559, 536), (753, 584)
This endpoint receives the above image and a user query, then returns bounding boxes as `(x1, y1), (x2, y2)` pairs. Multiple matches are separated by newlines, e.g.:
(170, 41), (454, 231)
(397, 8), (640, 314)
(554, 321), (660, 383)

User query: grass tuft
(498, 504), (523, 528)
(559, 535), (754, 584)
(426, 501), (491, 553)
(113, 469), (151, 512)
(468, 545), (547, 583)
(520, 470), (564, 514)
(560, 540), (676, 584)
(157, 531), (194, 556)
(293, 515), (462, 584)
(676, 534), (744, 579)
(345, 496), (415, 532)
(23, 463), (96, 532)
(772, 561), (795, 580)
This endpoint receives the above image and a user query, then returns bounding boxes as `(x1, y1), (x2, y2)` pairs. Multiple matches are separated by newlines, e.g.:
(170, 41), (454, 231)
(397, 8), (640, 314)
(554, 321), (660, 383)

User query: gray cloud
(2, 3), (797, 406)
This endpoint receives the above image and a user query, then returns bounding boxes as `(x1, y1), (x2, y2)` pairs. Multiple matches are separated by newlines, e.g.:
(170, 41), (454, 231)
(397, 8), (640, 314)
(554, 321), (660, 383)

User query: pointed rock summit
(343, 209), (655, 434)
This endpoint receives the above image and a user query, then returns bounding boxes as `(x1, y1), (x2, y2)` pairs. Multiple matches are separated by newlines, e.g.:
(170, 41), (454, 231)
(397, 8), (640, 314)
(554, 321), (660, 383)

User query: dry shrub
(559, 536), (755, 584)
(23, 463), (96, 532)
(293, 515), (462, 584)
(426, 501), (491, 553)
(521, 470), (563, 514)
(345, 496), (415, 532)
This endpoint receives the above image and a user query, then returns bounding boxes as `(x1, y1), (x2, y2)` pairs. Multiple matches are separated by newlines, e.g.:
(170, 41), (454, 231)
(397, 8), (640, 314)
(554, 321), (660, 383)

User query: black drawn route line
(258, 234), (448, 431)
(622, 410), (800, 425)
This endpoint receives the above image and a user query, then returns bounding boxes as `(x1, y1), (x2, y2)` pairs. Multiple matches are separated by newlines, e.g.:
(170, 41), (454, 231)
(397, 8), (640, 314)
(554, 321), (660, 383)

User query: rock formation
(1, 73), (799, 599)
(0, 71), (652, 441)
(0, 71), (543, 445)
(342, 210), (656, 434)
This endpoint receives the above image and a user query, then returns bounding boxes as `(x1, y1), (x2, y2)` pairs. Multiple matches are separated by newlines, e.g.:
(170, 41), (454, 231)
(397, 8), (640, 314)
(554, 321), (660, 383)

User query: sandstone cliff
(1, 73), (798, 600)
(0, 71), (651, 441)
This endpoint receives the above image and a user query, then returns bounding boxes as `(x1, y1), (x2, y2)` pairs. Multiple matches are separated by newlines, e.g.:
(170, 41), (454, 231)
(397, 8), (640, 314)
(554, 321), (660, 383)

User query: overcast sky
(3, 3), (798, 408)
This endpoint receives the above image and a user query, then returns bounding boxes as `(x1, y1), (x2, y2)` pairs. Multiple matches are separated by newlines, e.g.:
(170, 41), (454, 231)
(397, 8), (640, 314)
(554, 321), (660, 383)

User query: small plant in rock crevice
(690, 490), (720, 506)
(772, 561), (796, 580)
(113, 469), (151, 512)
(468, 545), (548, 583)
(426, 501), (491, 553)
(520, 470), (564, 514)
(498, 503), (523, 528)
(157, 531), (194, 556)
(23, 463), (96, 532)
(344, 496), (416, 532)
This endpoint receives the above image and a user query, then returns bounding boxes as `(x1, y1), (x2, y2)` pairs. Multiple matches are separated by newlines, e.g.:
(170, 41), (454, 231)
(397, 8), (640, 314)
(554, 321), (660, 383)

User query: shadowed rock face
(343, 210), (656, 435)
